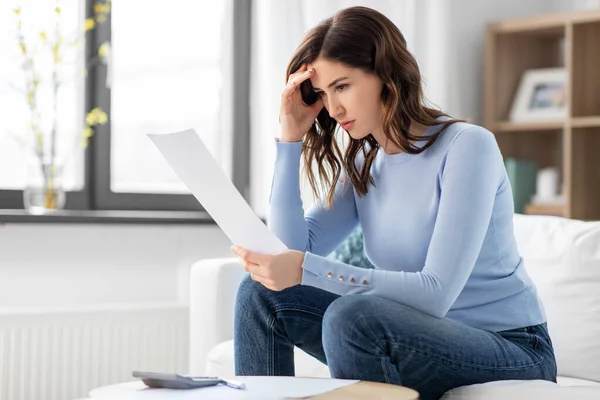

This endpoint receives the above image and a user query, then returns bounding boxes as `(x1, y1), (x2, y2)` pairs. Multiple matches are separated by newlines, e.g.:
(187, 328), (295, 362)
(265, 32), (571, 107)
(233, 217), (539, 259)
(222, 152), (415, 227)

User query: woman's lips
(341, 120), (355, 130)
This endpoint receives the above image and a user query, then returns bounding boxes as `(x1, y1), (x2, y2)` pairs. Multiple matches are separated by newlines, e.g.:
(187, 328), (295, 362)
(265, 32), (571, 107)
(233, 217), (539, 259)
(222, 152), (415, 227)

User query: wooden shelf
(524, 202), (565, 217)
(489, 9), (600, 34)
(493, 117), (600, 132)
(494, 121), (564, 132)
(571, 116), (600, 128)
(485, 10), (600, 220)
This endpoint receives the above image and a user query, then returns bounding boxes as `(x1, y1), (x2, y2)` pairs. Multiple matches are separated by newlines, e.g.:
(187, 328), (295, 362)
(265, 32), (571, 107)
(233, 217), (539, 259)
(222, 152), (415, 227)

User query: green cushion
(328, 225), (374, 269)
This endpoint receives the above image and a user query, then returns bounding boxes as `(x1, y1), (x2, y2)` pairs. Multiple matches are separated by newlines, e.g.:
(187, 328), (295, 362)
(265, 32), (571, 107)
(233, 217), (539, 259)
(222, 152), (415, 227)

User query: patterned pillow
(328, 225), (374, 269)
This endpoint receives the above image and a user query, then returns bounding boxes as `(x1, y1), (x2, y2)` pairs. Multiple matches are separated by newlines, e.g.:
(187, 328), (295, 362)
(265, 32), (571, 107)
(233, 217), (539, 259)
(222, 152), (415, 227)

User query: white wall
(0, 223), (232, 312)
(0, 221), (233, 398)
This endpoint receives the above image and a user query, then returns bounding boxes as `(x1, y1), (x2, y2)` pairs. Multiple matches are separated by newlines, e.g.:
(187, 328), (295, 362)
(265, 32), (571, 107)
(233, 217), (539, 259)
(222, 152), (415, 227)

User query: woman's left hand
(231, 246), (305, 291)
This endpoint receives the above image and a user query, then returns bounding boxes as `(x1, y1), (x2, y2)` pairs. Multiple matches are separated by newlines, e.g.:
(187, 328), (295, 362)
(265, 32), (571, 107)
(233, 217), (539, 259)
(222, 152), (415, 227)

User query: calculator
(132, 371), (223, 390)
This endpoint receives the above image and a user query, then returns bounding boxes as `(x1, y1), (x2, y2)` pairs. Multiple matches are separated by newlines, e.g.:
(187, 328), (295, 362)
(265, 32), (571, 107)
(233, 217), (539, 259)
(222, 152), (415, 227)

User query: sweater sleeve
(268, 139), (359, 257)
(301, 128), (504, 319)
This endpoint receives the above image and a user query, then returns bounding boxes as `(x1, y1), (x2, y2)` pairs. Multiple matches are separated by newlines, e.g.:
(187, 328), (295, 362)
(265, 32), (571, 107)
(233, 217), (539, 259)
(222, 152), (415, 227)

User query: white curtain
(218, 0), (234, 179)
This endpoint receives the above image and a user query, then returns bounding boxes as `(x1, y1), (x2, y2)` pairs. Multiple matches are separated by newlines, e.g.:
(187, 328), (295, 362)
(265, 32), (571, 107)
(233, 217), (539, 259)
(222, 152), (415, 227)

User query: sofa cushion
(440, 379), (600, 400)
(513, 214), (600, 382)
(328, 225), (374, 269)
(556, 377), (600, 387)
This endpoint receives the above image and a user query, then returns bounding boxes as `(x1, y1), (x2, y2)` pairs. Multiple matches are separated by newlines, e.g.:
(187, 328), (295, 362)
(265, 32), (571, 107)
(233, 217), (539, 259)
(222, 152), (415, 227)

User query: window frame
(0, 0), (251, 217)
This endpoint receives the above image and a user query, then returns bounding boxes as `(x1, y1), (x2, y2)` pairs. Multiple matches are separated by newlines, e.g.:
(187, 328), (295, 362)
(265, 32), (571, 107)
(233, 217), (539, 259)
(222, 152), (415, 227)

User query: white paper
(148, 129), (287, 254)
(89, 377), (360, 399)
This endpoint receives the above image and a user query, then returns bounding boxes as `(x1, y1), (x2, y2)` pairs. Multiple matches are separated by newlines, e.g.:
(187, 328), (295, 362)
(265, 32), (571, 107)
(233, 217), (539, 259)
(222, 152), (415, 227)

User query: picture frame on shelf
(509, 67), (567, 122)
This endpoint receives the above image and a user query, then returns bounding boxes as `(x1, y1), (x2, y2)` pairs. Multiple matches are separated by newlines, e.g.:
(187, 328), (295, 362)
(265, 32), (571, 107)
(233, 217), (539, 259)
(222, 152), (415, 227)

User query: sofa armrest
(188, 257), (246, 375)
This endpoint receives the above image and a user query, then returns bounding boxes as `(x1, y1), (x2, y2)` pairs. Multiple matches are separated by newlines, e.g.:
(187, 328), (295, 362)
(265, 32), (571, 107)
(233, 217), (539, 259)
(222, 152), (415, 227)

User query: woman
(231, 6), (556, 400)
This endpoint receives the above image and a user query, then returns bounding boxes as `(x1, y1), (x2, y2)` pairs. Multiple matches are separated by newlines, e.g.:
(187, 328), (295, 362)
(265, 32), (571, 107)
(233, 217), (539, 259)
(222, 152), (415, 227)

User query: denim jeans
(234, 274), (557, 400)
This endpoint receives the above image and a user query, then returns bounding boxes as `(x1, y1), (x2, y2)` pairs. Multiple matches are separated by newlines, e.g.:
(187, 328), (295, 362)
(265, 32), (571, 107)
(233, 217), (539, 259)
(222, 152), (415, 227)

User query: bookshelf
(484, 10), (600, 220)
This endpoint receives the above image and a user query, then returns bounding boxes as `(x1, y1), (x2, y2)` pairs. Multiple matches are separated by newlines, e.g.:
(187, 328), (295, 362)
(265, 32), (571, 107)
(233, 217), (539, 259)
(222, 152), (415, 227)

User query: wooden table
(302, 380), (419, 400)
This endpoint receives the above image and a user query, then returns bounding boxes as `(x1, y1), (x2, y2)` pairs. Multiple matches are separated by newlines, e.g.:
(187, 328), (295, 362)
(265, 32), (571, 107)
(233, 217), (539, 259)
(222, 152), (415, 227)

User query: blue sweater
(268, 120), (547, 332)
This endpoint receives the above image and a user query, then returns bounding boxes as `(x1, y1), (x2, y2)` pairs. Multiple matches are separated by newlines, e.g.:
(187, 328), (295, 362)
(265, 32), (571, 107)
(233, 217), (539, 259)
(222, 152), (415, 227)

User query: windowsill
(0, 209), (216, 224)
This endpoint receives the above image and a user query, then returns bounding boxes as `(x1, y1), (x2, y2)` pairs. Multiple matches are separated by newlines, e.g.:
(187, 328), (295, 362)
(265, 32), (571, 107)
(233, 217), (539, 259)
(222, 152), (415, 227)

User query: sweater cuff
(274, 138), (303, 158)
(301, 252), (374, 294)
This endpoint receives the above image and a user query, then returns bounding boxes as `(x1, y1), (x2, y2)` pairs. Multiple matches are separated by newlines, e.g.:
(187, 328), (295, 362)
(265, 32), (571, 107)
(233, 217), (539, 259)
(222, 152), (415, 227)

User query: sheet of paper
(242, 376), (360, 398)
(90, 377), (360, 399)
(148, 129), (287, 254)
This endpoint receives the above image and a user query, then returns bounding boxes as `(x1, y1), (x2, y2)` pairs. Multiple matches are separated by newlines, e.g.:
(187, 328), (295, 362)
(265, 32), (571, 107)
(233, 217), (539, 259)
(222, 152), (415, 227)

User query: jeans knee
(235, 273), (269, 316)
(237, 273), (258, 300)
(322, 295), (372, 345)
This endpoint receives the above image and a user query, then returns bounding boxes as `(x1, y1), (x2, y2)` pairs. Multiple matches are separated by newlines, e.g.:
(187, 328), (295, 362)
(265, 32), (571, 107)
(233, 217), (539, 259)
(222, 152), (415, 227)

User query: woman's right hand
(280, 64), (324, 142)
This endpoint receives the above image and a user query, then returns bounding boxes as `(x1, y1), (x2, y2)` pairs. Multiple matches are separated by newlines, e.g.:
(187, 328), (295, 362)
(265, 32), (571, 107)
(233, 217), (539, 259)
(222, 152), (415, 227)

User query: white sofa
(189, 214), (600, 399)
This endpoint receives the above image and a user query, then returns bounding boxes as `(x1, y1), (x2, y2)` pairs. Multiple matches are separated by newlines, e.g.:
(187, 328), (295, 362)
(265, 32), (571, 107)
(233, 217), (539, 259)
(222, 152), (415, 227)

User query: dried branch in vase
(12, 0), (111, 212)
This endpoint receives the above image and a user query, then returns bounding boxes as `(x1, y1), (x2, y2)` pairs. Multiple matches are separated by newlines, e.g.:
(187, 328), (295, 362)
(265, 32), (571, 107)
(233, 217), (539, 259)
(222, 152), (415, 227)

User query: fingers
(232, 245), (272, 277)
(281, 80), (298, 100)
(233, 245), (281, 290)
(247, 265), (274, 288)
(282, 68), (315, 99)
(242, 259), (262, 276)
(232, 245), (278, 289)
(288, 64), (307, 81)
(232, 245), (269, 266)
(287, 67), (314, 86)
(250, 272), (277, 290)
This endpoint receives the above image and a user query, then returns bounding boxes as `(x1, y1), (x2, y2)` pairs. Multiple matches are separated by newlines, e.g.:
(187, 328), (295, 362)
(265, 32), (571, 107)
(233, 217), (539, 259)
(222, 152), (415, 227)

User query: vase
(23, 155), (66, 215)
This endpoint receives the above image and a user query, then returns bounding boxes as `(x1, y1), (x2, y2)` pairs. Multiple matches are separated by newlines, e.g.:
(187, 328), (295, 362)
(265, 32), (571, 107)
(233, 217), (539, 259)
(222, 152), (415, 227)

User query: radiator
(0, 306), (189, 400)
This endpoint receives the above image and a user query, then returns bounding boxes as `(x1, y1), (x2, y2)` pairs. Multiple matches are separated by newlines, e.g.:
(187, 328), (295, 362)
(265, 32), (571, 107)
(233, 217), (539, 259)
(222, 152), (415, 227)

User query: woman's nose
(327, 99), (343, 119)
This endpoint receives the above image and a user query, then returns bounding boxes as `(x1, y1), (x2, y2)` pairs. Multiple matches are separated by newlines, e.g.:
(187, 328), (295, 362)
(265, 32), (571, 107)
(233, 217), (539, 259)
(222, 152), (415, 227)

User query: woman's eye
(314, 85), (345, 96)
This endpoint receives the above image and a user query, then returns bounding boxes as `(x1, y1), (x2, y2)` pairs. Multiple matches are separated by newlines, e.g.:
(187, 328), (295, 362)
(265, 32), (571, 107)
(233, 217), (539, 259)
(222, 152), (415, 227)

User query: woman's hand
(280, 64), (324, 142)
(231, 245), (305, 291)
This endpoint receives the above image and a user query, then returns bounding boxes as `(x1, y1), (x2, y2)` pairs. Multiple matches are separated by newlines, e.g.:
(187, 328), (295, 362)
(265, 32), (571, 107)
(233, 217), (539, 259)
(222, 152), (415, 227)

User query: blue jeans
(234, 275), (557, 400)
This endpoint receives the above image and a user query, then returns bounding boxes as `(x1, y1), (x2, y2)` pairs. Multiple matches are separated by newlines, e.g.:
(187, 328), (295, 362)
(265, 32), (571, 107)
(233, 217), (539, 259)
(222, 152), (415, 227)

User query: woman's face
(308, 58), (384, 140)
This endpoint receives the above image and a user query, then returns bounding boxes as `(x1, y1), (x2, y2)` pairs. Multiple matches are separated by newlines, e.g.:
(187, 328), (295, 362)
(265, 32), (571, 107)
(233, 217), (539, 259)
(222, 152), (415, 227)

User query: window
(110, 0), (225, 194)
(0, 0), (250, 214)
(0, 0), (87, 207)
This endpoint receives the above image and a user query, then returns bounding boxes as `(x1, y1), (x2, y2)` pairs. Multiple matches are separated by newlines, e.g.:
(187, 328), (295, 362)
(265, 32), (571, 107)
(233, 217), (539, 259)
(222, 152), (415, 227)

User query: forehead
(308, 58), (355, 88)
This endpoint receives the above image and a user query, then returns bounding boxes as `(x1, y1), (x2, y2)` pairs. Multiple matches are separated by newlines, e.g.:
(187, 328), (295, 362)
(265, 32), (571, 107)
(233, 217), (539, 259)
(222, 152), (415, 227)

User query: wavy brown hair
(286, 6), (463, 208)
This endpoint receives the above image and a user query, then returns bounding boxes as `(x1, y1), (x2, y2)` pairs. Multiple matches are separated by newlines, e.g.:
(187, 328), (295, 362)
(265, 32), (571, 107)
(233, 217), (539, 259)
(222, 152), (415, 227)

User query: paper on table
(148, 129), (287, 254)
(89, 377), (360, 399)
(242, 377), (360, 398)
